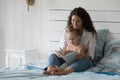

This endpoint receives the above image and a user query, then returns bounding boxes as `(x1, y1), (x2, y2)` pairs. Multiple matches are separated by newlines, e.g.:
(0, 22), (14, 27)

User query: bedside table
(5, 49), (39, 67)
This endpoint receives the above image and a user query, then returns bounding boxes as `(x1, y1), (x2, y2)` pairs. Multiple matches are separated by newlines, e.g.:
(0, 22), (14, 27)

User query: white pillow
(104, 40), (120, 56)
(100, 51), (120, 69)
(94, 29), (109, 62)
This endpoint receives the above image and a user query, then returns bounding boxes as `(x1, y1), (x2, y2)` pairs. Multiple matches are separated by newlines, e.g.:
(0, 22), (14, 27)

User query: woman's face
(71, 15), (83, 29)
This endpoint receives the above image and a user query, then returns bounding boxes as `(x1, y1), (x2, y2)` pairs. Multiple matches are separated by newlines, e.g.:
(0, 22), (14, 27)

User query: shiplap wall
(48, 0), (120, 52)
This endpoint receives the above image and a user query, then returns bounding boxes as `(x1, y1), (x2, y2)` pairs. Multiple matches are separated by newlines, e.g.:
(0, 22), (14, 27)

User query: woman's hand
(76, 53), (92, 60)
(76, 53), (85, 59)
(75, 45), (85, 59)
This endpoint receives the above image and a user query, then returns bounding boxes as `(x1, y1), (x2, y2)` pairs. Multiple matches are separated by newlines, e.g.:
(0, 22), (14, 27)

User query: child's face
(67, 32), (80, 46)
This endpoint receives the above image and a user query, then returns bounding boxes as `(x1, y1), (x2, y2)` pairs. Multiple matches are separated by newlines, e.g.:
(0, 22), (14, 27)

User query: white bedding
(0, 64), (120, 80)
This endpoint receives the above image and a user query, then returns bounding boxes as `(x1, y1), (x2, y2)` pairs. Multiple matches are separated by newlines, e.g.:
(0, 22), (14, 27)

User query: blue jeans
(48, 53), (93, 72)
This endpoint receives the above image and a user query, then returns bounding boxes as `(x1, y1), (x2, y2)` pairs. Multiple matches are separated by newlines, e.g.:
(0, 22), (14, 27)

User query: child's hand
(55, 51), (62, 58)
(55, 48), (65, 56)
(59, 48), (65, 55)
(55, 48), (64, 57)
(75, 46), (85, 59)
(64, 50), (73, 55)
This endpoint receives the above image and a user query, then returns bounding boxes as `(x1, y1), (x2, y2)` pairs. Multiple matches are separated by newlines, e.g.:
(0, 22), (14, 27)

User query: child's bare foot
(43, 71), (50, 74)
(43, 66), (55, 75)
(55, 66), (63, 72)
(50, 67), (74, 76)
(47, 66), (56, 72)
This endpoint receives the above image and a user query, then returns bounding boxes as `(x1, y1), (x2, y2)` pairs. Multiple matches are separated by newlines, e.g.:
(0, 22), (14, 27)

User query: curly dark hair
(66, 7), (97, 35)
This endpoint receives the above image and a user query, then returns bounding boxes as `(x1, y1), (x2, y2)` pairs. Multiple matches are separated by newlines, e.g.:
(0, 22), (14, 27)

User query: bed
(0, 29), (120, 80)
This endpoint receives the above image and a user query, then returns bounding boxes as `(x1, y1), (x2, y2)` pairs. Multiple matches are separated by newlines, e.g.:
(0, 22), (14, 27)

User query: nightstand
(5, 49), (39, 67)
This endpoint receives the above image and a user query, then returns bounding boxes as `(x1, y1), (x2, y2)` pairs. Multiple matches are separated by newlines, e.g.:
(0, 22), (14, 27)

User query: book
(61, 51), (77, 64)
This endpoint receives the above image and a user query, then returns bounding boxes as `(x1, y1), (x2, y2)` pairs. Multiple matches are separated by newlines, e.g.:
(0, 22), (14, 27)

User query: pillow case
(104, 40), (120, 56)
(100, 51), (120, 69)
(94, 29), (109, 63)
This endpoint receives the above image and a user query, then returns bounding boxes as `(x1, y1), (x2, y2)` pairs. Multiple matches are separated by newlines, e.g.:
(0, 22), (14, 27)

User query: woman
(44, 7), (97, 75)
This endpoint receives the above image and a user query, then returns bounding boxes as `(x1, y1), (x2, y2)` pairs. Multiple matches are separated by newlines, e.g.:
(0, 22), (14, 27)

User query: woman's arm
(75, 44), (86, 59)
(87, 34), (96, 60)
(75, 43), (94, 60)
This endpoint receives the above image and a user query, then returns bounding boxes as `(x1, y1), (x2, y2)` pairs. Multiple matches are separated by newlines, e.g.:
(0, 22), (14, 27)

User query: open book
(61, 51), (77, 64)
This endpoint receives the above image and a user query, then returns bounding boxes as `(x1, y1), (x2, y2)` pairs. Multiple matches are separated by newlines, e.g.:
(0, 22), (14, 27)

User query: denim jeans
(48, 53), (93, 72)
(48, 53), (65, 66)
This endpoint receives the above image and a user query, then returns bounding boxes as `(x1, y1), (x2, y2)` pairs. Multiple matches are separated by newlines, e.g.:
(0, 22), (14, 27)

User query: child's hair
(65, 26), (82, 36)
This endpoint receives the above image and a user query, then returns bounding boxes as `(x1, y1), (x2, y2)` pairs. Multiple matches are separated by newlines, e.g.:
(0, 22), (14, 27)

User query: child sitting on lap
(44, 27), (87, 75)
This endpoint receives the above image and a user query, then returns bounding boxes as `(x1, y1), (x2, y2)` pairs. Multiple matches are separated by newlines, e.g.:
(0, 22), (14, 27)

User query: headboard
(48, 0), (120, 52)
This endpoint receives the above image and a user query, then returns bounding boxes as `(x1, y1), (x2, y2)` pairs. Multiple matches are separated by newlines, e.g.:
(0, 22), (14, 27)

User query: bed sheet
(0, 64), (120, 80)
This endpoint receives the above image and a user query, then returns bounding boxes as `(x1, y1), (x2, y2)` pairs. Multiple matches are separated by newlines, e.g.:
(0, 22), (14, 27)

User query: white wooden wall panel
(49, 21), (66, 31)
(94, 23), (120, 33)
(0, 0), (6, 68)
(50, 11), (120, 22)
(48, 42), (60, 52)
(24, 12), (33, 49)
(14, 0), (24, 50)
(32, 1), (41, 50)
(6, 0), (14, 49)
(89, 11), (120, 22)
(49, 31), (63, 42)
(2, 0), (42, 50)
(49, 11), (70, 21)
(50, 0), (120, 10)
